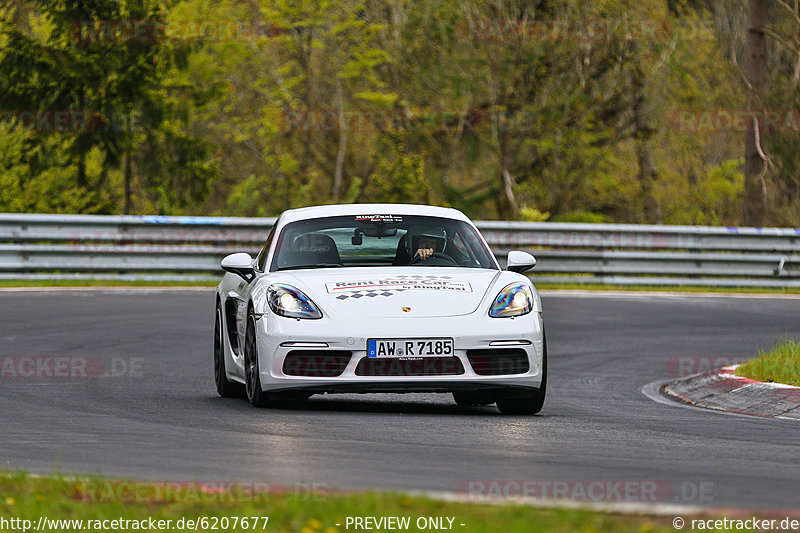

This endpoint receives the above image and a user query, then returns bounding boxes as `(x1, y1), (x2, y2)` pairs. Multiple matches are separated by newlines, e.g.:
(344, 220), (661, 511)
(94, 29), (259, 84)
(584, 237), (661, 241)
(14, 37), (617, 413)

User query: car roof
(279, 204), (472, 225)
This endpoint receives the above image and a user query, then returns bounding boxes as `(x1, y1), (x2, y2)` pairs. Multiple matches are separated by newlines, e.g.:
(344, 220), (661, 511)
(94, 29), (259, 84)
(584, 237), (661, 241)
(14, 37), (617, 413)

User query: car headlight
(489, 282), (534, 318)
(267, 284), (323, 319)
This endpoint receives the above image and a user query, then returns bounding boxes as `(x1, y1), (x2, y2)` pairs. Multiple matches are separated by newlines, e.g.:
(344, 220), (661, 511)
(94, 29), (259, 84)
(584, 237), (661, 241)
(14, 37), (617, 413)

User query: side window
(450, 231), (475, 265)
(255, 226), (276, 271)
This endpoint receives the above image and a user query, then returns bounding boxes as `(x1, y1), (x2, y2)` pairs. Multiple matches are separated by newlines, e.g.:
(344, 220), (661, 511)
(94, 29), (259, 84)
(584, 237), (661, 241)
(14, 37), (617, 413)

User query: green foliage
(0, 0), (219, 214)
(362, 136), (430, 204)
(342, 176), (362, 204)
(1, 0), (799, 224)
(225, 174), (271, 217)
(553, 211), (612, 224)
(519, 207), (550, 222)
(656, 159), (744, 225)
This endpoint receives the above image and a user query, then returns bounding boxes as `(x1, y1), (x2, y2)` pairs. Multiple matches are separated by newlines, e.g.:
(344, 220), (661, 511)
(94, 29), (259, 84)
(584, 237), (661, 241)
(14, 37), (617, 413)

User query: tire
(244, 310), (270, 407)
(453, 391), (495, 407)
(214, 302), (244, 398)
(269, 391), (313, 409)
(496, 331), (547, 415)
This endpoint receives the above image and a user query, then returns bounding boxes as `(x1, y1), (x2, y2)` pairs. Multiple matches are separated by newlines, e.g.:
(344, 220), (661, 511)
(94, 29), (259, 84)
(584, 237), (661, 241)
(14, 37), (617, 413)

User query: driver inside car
(413, 235), (439, 261)
(408, 227), (447, 262)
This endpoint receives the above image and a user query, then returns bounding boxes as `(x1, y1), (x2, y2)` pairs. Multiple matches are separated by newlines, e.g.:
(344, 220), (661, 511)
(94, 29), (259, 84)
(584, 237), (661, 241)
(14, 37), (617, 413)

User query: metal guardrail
(0, 213), (799, 287)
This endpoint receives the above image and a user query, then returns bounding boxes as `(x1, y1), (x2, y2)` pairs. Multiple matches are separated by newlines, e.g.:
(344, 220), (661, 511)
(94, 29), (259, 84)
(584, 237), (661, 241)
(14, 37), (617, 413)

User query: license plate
(367, 338), (453, 358)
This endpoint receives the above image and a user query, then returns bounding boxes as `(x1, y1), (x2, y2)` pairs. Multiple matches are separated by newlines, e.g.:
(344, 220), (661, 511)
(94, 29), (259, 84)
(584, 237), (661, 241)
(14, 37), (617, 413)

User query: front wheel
(214, 303), (244, 398)
(496, 332), (547, 415)
(244, 311), (270, 407)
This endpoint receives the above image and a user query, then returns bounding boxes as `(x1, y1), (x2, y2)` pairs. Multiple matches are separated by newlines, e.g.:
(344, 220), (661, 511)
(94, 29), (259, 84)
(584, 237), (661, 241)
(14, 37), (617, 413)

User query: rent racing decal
(325, 274), (471, 300)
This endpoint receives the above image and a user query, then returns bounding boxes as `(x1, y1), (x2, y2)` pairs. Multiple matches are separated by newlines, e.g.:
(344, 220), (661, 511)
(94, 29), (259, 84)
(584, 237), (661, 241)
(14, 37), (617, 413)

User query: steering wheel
(409, 252), (458, 266)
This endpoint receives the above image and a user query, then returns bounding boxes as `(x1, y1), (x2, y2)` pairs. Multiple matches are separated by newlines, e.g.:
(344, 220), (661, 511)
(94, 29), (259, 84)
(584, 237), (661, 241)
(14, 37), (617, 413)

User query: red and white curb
(662, 365), (800, 420)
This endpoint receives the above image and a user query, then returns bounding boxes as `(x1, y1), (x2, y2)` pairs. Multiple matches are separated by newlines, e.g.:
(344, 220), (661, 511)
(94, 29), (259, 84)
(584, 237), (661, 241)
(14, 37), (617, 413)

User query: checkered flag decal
(329, 274), (462, 300)
(335, 288), (407, 300)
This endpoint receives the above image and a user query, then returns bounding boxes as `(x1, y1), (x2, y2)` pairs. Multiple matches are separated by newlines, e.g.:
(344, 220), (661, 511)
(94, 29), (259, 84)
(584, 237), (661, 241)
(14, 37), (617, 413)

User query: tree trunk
(77, 154), (87, 187)
(124, 113), (133, 214)
(631, 44), (661, 224)
(743, 0), (768, 226)
(124, 153), (132, 215)
(498, 126), (519, 219)
(332, 80), (347, 202)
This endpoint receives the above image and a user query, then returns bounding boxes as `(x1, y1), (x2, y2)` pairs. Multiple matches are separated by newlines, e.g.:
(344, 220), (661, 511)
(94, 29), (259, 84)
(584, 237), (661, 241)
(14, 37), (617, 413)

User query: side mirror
(221, 252), (255, 282)
(506, 250), (536, 273)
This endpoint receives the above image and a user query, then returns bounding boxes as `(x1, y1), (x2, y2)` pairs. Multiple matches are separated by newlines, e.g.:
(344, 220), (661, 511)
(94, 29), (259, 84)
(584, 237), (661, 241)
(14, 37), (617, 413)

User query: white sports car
(213, 204), (546, 414)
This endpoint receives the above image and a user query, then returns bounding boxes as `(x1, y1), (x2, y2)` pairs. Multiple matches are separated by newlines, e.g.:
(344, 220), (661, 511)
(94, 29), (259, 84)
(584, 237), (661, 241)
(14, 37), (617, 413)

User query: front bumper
(255, 311), (545, 394)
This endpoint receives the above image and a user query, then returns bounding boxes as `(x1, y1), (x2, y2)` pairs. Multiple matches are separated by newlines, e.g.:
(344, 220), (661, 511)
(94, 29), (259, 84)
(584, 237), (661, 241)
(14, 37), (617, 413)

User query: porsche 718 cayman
(214, 204), (546, 414)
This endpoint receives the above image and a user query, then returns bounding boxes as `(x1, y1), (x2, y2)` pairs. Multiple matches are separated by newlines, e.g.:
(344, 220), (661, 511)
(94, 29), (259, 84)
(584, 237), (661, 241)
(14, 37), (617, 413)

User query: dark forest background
(1, 0), (798, 224)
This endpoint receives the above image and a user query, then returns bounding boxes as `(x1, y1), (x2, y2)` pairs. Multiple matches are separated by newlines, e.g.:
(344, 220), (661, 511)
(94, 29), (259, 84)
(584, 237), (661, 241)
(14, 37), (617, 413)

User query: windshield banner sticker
(326, 275), (472, 300)
(354, 214), (403, 223)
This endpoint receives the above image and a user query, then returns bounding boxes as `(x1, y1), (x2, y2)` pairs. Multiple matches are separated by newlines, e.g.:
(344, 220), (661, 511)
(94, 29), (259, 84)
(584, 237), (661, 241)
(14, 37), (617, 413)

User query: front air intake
(466, 349), (530, 376)
(282, 350), (352, 377)
(355, 357), (464, 377)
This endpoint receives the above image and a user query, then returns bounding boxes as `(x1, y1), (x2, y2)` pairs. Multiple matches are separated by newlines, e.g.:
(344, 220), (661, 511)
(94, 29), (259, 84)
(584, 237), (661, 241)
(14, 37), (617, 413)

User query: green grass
(736, 338), (800, 386)
(0, 473), (700, 533)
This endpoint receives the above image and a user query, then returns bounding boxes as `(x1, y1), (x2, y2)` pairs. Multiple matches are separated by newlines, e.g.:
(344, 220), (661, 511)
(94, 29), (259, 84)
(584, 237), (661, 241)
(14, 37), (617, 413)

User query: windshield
(269, 214), (497, 271)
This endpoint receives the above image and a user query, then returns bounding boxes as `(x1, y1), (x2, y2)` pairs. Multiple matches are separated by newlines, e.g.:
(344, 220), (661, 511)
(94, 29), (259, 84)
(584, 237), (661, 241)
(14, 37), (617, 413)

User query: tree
(742, 0), (769, 226)
(0, 0), (218, 214)
(0, 0), (126, 212)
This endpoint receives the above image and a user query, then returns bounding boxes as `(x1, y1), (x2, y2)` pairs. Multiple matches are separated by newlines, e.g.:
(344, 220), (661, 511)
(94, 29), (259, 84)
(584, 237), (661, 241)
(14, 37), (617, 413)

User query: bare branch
(775, 0), (800, 25)
(752, 116), (773, 202)
(762, 26), (800, 55)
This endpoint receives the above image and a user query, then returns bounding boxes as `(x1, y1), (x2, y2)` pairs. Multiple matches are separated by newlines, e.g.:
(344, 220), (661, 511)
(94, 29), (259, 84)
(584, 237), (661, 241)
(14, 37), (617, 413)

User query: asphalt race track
(1, 289), (799, 510)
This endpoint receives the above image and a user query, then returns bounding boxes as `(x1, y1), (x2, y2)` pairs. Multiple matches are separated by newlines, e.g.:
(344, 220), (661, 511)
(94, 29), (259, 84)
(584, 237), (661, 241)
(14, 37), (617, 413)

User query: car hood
(274, 267), (503, 318)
